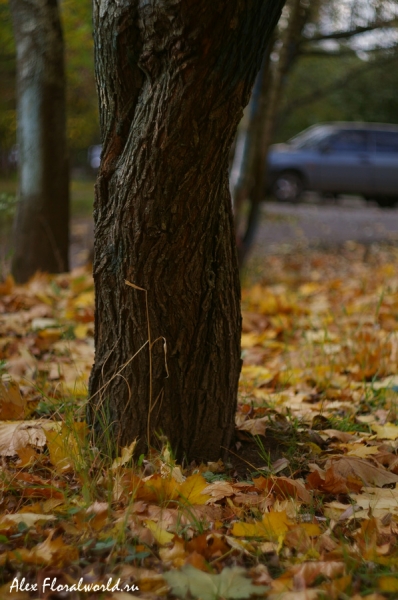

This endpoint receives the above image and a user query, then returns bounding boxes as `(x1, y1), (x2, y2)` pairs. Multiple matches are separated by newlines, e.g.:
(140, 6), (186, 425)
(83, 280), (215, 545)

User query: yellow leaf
(307, 442), (323, 455)
(231, 511), (291, 543)
(74, 290), (94, 308)
(240, 365), (273, 386)
(299, 282), (324, 296)
(137, 474), (179, 502)
(300, 523), (322, 537)
(262, 510), (291, 539)
(111, 439), (137, 470)
(379, 576), (398, 592)
(372, 423), (398, 440)
(74, 323), (90, 339)
(16, 446), (38, 467)
(178, 473), (211, 505)
(346, 443), (379, 458)
(145, 520), (174, 546)
(241, 333), (262, 349)
(45, 423), (86, 473)
(231, 521), (266, 538)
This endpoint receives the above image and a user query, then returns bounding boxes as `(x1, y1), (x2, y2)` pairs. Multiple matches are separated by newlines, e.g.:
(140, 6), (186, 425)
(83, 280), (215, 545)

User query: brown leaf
(289, 561), (345, 585)
(327, 457), (398, 487)
(8, 532), (78, 566)
(186, 532), (229, 561)
(254, 476), (311, 503)
(307, 464), (363, 494)
(0, 420), (62, 456)
(0, 380), (27, 420)
(203, 481), (235, 503)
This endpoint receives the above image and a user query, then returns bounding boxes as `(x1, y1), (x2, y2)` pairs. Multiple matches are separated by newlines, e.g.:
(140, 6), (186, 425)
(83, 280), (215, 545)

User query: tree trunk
(88, 0), (285, 462)
(10, 0), (69, 283)
(232, 0), (314, 264)
(232, 48), (273, 264)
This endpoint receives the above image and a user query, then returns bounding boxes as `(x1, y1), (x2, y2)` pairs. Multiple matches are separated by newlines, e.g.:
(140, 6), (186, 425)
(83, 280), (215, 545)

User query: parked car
(88, 145), (102, 170)
(268, 122), (398, 207)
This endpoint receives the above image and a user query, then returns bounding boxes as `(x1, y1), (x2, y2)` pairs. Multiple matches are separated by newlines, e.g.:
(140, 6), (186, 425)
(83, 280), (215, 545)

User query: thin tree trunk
(88, 0), (285, 462)
(233, 0), (313, 264)
(232, 48), (273, 263)
(10, 0), (69, 283)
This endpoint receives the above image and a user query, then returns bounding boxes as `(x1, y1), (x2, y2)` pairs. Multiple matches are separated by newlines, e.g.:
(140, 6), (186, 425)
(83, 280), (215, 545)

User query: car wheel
(272, 171), (304, 202)
(376, 197), (396, 208)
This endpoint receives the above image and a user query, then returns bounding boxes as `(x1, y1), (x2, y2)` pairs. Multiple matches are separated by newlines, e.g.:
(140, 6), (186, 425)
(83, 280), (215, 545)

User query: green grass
(70, 178), (95, 217)
(0, 175), (95, 218)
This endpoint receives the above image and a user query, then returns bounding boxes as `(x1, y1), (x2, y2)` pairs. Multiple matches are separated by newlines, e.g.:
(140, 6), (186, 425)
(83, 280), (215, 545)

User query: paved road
(251, 195), (398, 257)
(68, 196), (398, 268)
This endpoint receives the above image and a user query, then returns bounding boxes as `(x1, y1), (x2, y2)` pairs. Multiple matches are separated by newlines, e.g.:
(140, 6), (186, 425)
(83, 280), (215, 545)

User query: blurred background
(1, 0), (398, 272)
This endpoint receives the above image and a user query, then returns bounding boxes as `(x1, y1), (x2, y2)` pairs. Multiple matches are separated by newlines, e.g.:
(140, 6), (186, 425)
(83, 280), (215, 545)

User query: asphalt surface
(251, 195), (398, 258)
(68, 195), (398, 268)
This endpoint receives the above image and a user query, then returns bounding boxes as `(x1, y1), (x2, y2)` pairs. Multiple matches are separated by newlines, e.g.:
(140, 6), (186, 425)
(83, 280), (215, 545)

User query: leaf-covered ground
(1, 242), (398, 599)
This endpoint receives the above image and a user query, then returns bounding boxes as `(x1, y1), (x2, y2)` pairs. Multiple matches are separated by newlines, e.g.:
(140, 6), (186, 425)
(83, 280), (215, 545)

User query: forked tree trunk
(89, 0), (285, 462)
(10, 0), (69, 283)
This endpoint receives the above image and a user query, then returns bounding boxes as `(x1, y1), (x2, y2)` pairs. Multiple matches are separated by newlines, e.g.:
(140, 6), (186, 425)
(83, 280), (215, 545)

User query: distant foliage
(0, 192), (16, 219)
(0, 0), (99, 156)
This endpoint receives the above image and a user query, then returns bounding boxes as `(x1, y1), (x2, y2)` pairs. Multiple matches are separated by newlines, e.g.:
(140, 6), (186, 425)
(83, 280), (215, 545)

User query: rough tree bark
(88, 0), (285, 462)
(10, 0), (69, 283)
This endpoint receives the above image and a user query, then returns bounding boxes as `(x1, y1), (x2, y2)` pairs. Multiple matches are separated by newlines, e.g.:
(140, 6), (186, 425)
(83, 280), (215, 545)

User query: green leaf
(164, 565), (267, 600)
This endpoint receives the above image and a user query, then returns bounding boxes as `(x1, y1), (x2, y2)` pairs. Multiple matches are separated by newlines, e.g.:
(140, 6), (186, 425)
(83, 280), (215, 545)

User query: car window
(329, 130), (367, 152)
(289, 127), (332, 149)
(374, 131), (398, 153)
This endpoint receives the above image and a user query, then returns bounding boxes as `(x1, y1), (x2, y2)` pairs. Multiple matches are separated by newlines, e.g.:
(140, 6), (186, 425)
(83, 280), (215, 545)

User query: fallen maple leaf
(136, 474), (179, 503)
(45, 422), (87, 473)
(289, 560), (345, 585)
(159, 537), (187, 566)
(327, 457), (398, 487)
(345, 443), (380, 458)
(0, 420), (61, 456)
(203, 481), (235, 503)
(0, 512), (55, 531)
(268, 592), (320, 600)
(0, 379), (27, 420)
(164, 565), (267, 600)
(232, 510), (292, 544)
(254, 476), (311, 503)
(238, 417), (268, 436)
(372, 423), (398, 440)
(351, 486), (398, 518)
(111, 439), (137, 470)
(8, 532), (78, 566)
(145, 520), (174, 546)
(307, 464), (362, 494)
(178, 473), (211, 505)
(378, 576), (398, 593)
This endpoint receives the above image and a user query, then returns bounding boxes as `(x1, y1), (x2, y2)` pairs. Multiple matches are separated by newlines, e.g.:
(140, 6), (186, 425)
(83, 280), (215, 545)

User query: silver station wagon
(268, 123), (398, 207)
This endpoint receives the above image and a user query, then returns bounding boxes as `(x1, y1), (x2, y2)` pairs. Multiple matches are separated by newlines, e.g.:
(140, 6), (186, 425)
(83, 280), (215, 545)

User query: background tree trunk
(89, 0), (285, 462)
(232, 0), (320, 264)
(10, 0), (69, 283)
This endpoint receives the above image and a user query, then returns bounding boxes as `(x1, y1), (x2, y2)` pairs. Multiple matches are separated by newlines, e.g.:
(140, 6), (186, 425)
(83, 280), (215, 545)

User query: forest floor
(1, 240), (398, 599)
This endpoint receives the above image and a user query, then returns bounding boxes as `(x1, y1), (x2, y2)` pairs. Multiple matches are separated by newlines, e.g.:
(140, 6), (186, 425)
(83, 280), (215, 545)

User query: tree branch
(301, 18), (398, 44)
(280, 52), (398, 119)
